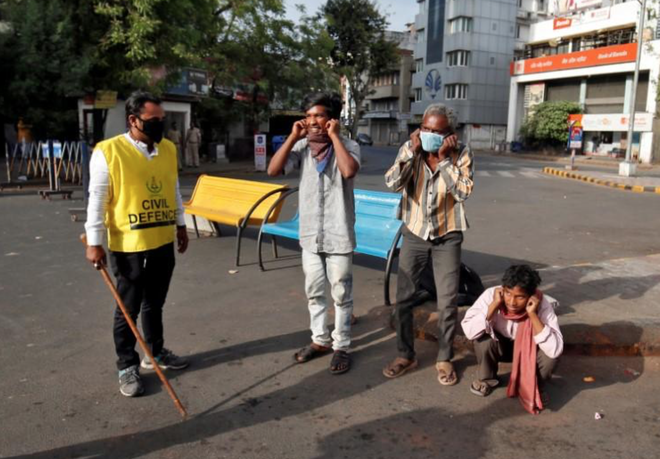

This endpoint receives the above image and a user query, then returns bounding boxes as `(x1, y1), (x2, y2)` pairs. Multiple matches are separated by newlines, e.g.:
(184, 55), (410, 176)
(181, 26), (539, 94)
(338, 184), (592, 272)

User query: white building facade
(507, 0), (660, 163)
(411, 0), (550, 149)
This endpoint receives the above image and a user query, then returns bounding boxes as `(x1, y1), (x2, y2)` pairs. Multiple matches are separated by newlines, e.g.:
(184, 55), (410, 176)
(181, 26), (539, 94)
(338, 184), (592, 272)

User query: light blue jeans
(302, 250), (354, 351)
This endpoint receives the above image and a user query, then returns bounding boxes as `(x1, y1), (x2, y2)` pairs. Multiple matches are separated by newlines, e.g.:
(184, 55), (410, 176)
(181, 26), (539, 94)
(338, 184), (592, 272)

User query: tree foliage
(0, 0), (338, 140)
(520, 101), (582, 147)
(320, 0), (399, 136)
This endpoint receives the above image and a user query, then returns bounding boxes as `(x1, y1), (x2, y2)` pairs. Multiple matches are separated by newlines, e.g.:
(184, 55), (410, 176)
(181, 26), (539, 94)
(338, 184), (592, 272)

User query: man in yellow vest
(85, 91), (190, 397)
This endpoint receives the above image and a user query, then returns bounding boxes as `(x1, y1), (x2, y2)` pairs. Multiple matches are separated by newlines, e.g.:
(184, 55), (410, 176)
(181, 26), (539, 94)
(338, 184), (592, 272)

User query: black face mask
(136, 117), (165, 143)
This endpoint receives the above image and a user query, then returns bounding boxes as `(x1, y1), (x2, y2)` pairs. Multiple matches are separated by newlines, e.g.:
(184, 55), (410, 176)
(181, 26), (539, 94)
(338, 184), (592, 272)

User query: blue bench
(257, 188), (403, 305)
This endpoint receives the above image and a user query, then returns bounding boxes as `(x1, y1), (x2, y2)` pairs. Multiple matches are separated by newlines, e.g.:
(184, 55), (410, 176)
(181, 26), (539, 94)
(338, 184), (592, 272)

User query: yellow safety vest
(98, 134), (178, 253)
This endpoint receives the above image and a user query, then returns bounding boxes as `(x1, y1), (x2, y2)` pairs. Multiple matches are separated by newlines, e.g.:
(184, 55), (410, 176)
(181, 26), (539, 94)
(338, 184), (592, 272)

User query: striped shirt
(384, 140), (474, 240)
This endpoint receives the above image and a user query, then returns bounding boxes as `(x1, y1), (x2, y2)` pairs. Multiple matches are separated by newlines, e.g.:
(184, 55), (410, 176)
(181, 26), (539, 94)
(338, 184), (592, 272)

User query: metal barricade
(2, 140), (87, 189)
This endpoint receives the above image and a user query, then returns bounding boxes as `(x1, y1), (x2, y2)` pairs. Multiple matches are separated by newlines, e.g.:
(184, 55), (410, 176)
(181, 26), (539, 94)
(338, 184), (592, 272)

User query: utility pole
(619, 0), (647, 177)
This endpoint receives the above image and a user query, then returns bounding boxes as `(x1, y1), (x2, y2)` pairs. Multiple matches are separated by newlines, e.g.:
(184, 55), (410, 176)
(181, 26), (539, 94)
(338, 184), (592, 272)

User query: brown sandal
(470, 379), (498, 397)
(294, 344), (331, 363)
(436, 361), (458, 386)
(382, 358), (418, 379)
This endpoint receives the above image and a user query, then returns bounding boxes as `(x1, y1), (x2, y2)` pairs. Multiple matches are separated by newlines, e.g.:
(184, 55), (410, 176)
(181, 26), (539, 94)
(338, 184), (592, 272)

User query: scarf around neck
(307, 132), (334, 174)
(502, 290), (544, 415)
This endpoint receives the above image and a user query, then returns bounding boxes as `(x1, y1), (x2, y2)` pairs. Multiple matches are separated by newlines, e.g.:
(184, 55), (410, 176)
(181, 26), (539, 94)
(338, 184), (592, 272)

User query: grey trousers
(394, 227), (463, 361)
(473, 333), (559, 387)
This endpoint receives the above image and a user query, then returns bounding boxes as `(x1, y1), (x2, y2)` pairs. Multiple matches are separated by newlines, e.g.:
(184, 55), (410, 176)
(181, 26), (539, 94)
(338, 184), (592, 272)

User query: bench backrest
(186, 175), (287, 222)
(354, 189), (401, 230)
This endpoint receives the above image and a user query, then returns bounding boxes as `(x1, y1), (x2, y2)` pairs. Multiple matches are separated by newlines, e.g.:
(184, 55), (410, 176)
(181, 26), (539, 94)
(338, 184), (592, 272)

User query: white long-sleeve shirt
(84, 133), (185, 247)
(461, 286), (564, 359)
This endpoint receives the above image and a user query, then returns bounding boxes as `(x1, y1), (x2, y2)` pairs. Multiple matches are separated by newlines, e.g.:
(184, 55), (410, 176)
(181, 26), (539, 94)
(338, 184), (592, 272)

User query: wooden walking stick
(80, 234), (188, 418)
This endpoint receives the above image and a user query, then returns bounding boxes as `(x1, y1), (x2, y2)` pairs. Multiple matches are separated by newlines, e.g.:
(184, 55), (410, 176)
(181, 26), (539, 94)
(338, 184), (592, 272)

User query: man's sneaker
(141, 348), (189, 370)
(118, 365), (144, 397)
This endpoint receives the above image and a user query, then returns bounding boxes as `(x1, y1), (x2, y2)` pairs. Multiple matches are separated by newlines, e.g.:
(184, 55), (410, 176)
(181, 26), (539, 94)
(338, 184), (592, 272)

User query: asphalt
(171, 150), (660, 356)
(2, 147), (660, 457)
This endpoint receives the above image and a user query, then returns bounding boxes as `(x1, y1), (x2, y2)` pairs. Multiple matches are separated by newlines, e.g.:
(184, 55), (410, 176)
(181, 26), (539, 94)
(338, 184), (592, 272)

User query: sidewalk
(480, 149), (660, 193)
(407, 253), (660, 356)
(486, 149), (659, 171)
(542, 166), (660, 194)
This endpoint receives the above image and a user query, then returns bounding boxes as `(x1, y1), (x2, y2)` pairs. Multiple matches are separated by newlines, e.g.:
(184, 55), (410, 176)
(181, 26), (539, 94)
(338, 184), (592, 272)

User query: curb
(371, 307), (660, 358)
(542, 167), (660, 194)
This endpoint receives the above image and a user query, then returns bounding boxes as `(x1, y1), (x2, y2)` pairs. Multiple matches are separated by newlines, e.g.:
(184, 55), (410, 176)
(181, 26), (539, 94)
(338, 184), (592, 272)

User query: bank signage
(582, 113), (653, 132)
(553, 17), (572, 29)
(511, 43), (637, 76)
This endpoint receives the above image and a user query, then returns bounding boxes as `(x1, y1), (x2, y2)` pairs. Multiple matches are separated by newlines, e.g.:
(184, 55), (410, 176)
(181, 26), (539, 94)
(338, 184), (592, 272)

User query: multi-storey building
(411, 0), (548, 149)
(507, 0), (660, 163)
(356, 30), (416, 146)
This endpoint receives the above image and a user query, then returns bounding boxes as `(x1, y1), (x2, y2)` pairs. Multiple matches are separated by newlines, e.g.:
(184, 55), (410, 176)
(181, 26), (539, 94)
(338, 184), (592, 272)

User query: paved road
(2, 146), (660, 458)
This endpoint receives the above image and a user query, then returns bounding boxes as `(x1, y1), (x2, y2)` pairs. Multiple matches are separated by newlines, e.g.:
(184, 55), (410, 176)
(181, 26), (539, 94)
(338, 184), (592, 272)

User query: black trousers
(109, 243), (175, 371)
(395, 227), (463, 361)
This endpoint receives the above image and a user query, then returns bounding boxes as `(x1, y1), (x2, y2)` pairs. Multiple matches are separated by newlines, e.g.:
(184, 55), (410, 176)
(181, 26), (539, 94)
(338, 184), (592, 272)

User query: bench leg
(384, 249), (398, 306)
(235, 226), (243, 267)
(271, 236), (278, 259)
(192, 215), (200, 238)
(257, 229), (266, 271)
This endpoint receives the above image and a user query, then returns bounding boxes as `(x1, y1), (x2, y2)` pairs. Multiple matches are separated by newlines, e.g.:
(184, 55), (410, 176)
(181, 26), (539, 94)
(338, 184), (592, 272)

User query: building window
(447, 50), (470, 67)
(449, 17), (472, 34)
(492, 22), (497, 31)
(445, 84), (468, 100)
(415, 59), (424, 73)
(417, 29), (425, 42)
(415, 88), (422, 102)
(515, 24), (521, 39)
(490, 56), (496, 65)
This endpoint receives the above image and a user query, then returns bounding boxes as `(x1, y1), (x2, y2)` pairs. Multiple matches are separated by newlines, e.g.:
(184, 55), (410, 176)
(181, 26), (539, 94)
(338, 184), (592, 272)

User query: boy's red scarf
(501, 290), (544, 414)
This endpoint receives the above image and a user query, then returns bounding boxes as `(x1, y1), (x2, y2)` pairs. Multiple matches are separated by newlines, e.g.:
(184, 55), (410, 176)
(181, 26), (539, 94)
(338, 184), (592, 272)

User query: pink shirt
(461, 287), (564, 359)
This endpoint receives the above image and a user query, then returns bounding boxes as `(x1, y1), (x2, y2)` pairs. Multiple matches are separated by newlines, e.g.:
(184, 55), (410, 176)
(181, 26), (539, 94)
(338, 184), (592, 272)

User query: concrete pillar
(579, 79), (587, 110)
(623, 73), (634, 113)
(506, 79), (521, 142)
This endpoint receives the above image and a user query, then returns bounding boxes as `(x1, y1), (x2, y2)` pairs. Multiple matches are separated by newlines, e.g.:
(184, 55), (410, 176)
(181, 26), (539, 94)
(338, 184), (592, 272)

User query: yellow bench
(183, 175), (288, 266)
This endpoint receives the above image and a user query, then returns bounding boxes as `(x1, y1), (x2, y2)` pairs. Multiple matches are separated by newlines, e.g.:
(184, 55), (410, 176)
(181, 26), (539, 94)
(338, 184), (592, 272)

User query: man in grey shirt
(268, 93), (360, 374)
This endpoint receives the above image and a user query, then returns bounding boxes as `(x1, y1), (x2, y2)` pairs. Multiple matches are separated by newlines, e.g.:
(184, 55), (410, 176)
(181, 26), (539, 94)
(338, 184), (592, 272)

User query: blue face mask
(420, 131), (445, 153)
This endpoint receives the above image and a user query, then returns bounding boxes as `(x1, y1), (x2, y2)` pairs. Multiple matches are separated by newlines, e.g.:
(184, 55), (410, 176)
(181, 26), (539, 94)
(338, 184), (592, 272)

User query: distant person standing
(167, 122), (183, 171)
(185, 122), (201, 168)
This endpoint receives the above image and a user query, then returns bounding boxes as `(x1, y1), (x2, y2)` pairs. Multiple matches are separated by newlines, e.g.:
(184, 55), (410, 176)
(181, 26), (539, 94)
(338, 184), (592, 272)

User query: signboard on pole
(568, 114), (583, 149)
(94, 90), (118, 109)
(254, 134), (267, 171)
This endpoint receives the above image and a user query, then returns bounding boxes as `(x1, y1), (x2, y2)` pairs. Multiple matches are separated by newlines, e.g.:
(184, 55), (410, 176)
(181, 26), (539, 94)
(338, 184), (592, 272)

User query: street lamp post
(619, 0), (647, 177)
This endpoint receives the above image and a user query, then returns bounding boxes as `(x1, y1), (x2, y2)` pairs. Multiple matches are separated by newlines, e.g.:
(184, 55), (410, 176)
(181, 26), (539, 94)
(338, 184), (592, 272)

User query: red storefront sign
(553, 17), (573, 29)
(511, 42), (637, 76)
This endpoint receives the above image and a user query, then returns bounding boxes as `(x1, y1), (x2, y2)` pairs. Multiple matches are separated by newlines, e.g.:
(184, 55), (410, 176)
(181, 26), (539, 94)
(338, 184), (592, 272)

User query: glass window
(447, 50), (470, 67)
(449, 17), (472, 34)
(415, 59), (424, 73)
(445, 84), (468, 100)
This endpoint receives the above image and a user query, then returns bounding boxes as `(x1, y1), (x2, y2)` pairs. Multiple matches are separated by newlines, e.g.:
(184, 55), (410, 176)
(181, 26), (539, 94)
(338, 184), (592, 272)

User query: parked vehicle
(356, 133), (373, 146)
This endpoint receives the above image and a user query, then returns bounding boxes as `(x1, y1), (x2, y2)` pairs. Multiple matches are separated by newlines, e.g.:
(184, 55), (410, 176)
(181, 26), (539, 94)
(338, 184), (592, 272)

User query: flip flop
(382, 358), (418, 379)
(470, 379), (499, 397)
(330, 350), (351, 375)
(436, 361), (458, 386)
(293, 344), (331, 363)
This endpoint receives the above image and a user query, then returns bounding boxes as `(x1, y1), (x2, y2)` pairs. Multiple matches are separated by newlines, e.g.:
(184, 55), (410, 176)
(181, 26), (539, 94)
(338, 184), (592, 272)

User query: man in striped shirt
(382, 103), (474, 386)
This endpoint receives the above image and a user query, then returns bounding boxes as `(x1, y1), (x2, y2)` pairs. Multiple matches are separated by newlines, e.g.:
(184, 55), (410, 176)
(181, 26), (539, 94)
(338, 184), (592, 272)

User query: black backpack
(418, 262), (485, 307)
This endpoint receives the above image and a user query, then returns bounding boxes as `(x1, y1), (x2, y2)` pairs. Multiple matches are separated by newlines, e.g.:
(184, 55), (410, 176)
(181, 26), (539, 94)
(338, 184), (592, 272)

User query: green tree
(520, 101), (582, 147)
(319, 0), (399, 136)
(1, 0), (102, 139)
